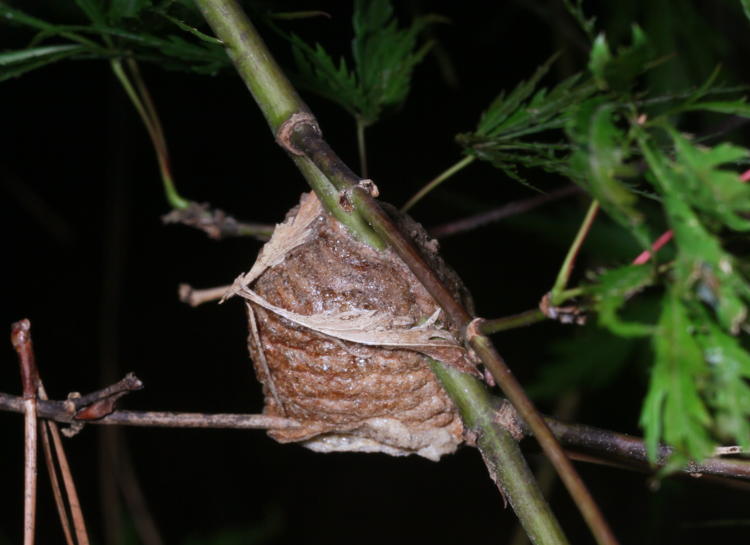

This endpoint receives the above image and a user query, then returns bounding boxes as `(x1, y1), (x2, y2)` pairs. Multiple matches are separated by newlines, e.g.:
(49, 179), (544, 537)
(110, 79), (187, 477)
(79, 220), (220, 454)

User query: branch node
(358, 179), (379, 197)
(61, 421), (84, 438)
(338, 189), (354, 212)
(276, 112), (320, 155)
(539, 293), (587, 325)
(495, 400), (525, 441)
(465, 317), (485, 342)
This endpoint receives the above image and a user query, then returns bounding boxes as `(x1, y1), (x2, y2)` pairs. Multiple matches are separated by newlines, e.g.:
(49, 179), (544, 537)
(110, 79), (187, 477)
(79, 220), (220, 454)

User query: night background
(3, 1), (750, 543)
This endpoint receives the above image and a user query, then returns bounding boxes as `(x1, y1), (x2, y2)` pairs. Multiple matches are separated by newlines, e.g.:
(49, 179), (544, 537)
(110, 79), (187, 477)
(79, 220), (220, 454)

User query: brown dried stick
(1, 376), (748, 482)
(39, 422), (75, 545)
(12, 319), (39, 545)
(12, 319), (92, 545)
(39, 383), (91, 545)
(429, 185), (581, 238)
(0, 386), (300, 430)
(163, 202), (273, 241)
(178, 283), (231, 307)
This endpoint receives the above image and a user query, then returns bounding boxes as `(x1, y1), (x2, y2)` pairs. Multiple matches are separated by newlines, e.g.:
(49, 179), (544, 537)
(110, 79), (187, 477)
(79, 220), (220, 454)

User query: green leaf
(640, 289), (714, 465)
(72, 23), (229, 74)
(588, 264), (655, 337)
(668, 194), (749, 333)
(567, 99), (648, 244)
(588, 33), (611, 89)
(0, 44), (84, 65)
(156, 11), (224, 46)
(457, 59), (596, 187)
(288, 0), (440, 126)
(74, 0), (107, 26)
(268, 10), (331, 21)
(588, 26), (650, 91)
(638, 130), (750, 334)
(678, 99), (750, 118)
(108, 0), (153, 24)
(289, 36), (367, 118)
(0, 45), (86, 81)
(669, 130), (750, 231)
(696, 311), (750, 448)
(476, 54), (560, 137)
(351, 0), (440, 122)
(561, 0), (596, 42)
(741, 0), (750, 23)
(0, 3), (61, 31)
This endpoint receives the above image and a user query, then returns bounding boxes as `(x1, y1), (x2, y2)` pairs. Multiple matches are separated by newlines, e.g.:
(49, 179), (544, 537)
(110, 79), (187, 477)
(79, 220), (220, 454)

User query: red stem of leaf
(633, 169), (750, 265)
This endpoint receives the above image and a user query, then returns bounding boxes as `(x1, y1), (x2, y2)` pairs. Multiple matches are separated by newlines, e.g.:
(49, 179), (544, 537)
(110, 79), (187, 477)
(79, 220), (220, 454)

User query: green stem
(549, 200), (599, 305)
(195, 0), (380, 247)
(481, 309), (546, 335)
(195, 0), (305, 131)
(125, 58), (189, 210)
(401, 155), (476, 212)
(430, 360), (568, 545)
(292, 156), (385, 249)
(468, 335), (618, 545)
(109, 58), (189, 209)
(356, 117), (368, 178)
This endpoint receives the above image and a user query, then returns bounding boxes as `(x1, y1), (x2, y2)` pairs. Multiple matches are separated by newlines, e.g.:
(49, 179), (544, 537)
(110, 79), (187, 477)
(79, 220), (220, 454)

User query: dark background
(3, 1), (750, 544)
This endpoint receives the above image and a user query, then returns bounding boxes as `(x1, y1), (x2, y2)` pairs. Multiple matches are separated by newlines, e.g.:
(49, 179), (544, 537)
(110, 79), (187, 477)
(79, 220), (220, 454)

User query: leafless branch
(0, 386), (300, 431)
(429, 185), (580, 238)
(39, 383), (91, 545)
(162, 201), (274, 241)
(40, 422), (75, 545)
(12, 319), (39, 545)
(178, 283), (231, 307)
(543, 412), (750, 482)
(3, 374), (749, 485)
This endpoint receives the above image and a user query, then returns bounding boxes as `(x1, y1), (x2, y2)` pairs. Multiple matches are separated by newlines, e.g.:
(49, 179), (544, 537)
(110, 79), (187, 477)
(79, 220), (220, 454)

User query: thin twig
(632, 230), (673, 265)
(110, 58), (188, 209)
(74, 373), (143, 413)
(40, 422), (75, 545)
(40, 383), (91, 545)
(401, 155), (475, 212)
(0, 387), (300, 430)
(3, 381), (750, 483)
(631, 168), (750, 265)
(549, 200), (599, 306)
(162, 202), (273, 241)
(356, 118), (368, 178)
(12, 319), (39, 545)
(109, 59), (187, 210)
(179, 283), (232, 307)
(429, 185), (580, 239)
(12, 319), (91, 545)
(22, 401), (38, 545)
(510, 392), (581, 545)
(542, 416), (750, 482)
(467, 332), (617, 545)
(430, 361), (568, 544)
(82, 411), (301, 429)
(480, 309), (546, 335)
